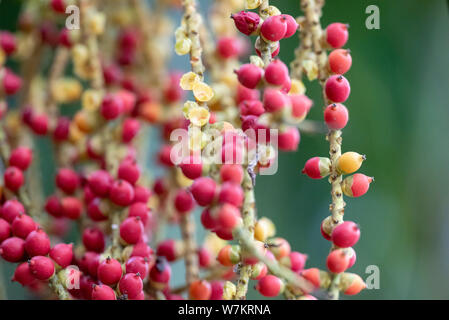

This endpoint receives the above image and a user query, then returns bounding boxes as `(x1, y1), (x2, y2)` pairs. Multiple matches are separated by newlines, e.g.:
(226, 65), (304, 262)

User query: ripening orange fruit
(337, 152), (365, 174)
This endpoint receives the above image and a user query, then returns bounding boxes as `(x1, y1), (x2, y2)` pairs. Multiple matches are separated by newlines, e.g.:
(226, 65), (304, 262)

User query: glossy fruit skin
(0, 31), (17, 55)
(109, 180), (135, 206)
(220, 164), (244, 184)
(210, 281), (224, 300)
(320, 220), (332, 241)
(82, 227), (105, 253)
(342, 273), (366, 295)
(231, 11), (260, 36)
(92, 284), (117, 300)
(264, 60), (289, 86)
(239, 100), (265, 117)
(215, 204), (242, 230)
(4, 166), (24, 192)
(120, 217), (144, 245)
(337, 152), (364, 174)
(302, 157), (331, 179)
(217, 37), (241, 59)
(97, 258), (122, 285)
(118, 161), (140, 185)
(0, 218), (11, 243)
(49, 243), (73, 268)
(197, 247), (212, 268)
(0, 237), (26, 262)
(11, 214), (37, 239)
(9, 147), (33, 171)
(300, 268), (321, 289)
(174, 189), (195, 214)
(260, 16), (287, 41)
(12, 262), (36, 286)
(149, 257), (171, 287)
(191, 177), (216, 206)
(1, 200), (25, 223)
(281, 251), (308, 272)
(30, 114), (49, 135)
(278, 127), (300, 151)
(331, 221), (360, 248)
(329, 49), (352, 74)
(61, 197), (83, 220)
(180, 156), (203, 180)
(200, 209), (217, 230)
(281, 14), (299, 38)
(236, 64), (263, 89)
(324, 103), (349, 130)
(347, 247), (357, 269)
(189, 280), (212, 300)
(342, 173), (372, 197)
(125, 256), (149, 279)
(325, 75), (351, 103)
(256, 275), (284, 297)
(25, 229), (51, 257)
(55, 168), (79, 194)
(3, 70), (22, 95)
(122, 118), (140, 143)
(133, 185), (151, 204)
(45, 195), (62, 218)
(88, 170), (112, 197)
(29, 256), (55, 280)
(157, 239), (177, 262)
(326, 249), (350, 273)
(263, 88), (288, 112)
(218, 182), (243, 208)
(119, 273), (143, 298)
(326, 23), (349, 48)
(101, 94), (123, 120)
(128, 202), (150, 226)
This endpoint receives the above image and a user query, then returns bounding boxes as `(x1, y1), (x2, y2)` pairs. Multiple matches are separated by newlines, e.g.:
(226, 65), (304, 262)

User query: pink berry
(174, 189), (195, 214)
(281, 14), (299, 38)
(80, 251), (100, 277)
(282, 251), (308, 272)
(200, 208), (217, 230)
(210, 281), (224, 300)
(264, 59), (289, 86)
(235, 64), (263, 89)
(180, 155), (203, 180)
(215, 203), (241, 230)
(231, 11), (260, 36)
(109, 180), (135, 206)
(256, 275), (284, 297)
(88, 170), (112, 198)
(189, 280), (212, 300)
(342, 173), (373, 197)
(103, 63), (123, 85)
(92, 284), (117, 300)
(58, 28), (72, 48)
(2, 70), (22, 95)
(158, 144), (174, 167)
(122, 118), (140, 143)
(149, 257), (171, 287)
(128, 202), (150, 226)
(117, 90), (136, 113)
(29, 256), (55, 280)
(53, 117), (70, 141)
(11, 214), (36, 239)
(56, 168), (79, 194)
(119, 273), (143, 298)
(302, 157), (331, 179)
(191, 177), (216, 206)
(326, 23), (349, 48)
(278, 127), (300, 151)
(220, 164), (244, 184)
(239, 100), (265, 117)
(218, 182), (243, 208)
(331, 221), (360, 248)
(325, 75), (350, 102)
(198, 247), (212, 268)
(236, 84), (260, 104)
(12, 262), (35, 286)
(82, 227), (105, 253)
(101, 94), (123, 120)
(97, 257), (122, 285)
(217, 37), (241, 59)
(328, 49), (352, 74)
(0, 218), (11, 243)
(86, 198), (107, 221)
(30, 114), (49, 135)
(326, 249), (350, 273)
(0, 237), (25, 262)
(263, 88), (288, 112)
(118, 161), (140, 185)
(290, 94), (313, 120)
(9, 147), (33, 171)
(49, 243), (73, 268)
(1, 199), (25, 223)
(130, 242), (153, 259)
(4, 166), (24, 192)
(324, 103), (349, 130)
(50, 0), (66, 13)
(260, 15), (287, 41)
(133, 185), (151, 203)
(0, 31), (17, 55)
(60, 197), (82, 220)
(120, 217), (144, 244)
(25, 229), (51, 257)
(125, 256), (149, 279)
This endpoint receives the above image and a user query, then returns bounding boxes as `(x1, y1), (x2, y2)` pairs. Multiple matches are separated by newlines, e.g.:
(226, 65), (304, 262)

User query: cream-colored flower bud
(289, 79), (306, 95)
(188, 106), (210, 127)
(82, 89), (103, 111)
(175, 38), (191, 56)
(72, 44), (89, 64)
(52, 78), (82, 103)
(88, 11), (106, 35)
(303, 59), (318, 81)
(266, 6), (282, 16)
(180, 72), (200, 90)
(223, 281), (237, 300)
(254, 217), (276, 242)
(250, 55), (265, 68)
(193, 81), (214, 102)
(245, 0), (262, 10)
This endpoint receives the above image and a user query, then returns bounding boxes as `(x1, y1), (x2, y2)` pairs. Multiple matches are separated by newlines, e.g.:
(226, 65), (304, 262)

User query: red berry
(130, 242), (153, 259)
(215, 203), (241, 230)
(49, 243), (73, 268)
(235, 64), (263, 89)
(126, 256), (149, 279)
(220, 164), (244, 184)
(236, 84), (260, 104)
(290, 94), (313, 120)
(0, 31), (16, 55)
(2, 70), (22, 95)
(103, 63), (123, 85)
(218, 182), (243, 207)
(29, 256), (55, 280)
(342, 173), (373, 197)
(320, 220), (332, 241)
(260, 15), (287, 42)
(180, 155), (203, 180)
(198, 247), (212, 268)
(191, 177), (216, 206)
(281, 251), (307, 272)
(231, 11), (260, 36)
(122, 118), (140, 143)
(30, 114), (49, 135)
(9, 147), (33, 171)
(0, 237), (25, 262)
(281, 14), (298, 38)
(11, 214), (36, 239)
(119, 273), (143, 298)
(174, 189), (195, 214)
(53, 117), (70, 141)
(50, 0), (66, 13)
(302, 157), (331, 179)
(215, 227), (234, 240)
(118, 161), (140, 185)
(58, 28), (72, 47)
(128, 202), (150, 226)
(109, 180), (135, 206)
(0, 218), (11, 243)
(97, 257), (122, 285)
(200, 208), (217, 230)
(4, 166), (24, 192)
(80, 251), (100, 277)
(328, 49), (352, 74)
(325, 75), (350, 103)
(101, 94), (123, 120)
(117, 90), (136, 113)
(56, 168), (79, 194)
(120, 217), (144, 245)
(158, 145), (174, 167)
(12, 262), (35, 286)
(60, 197), (82, 220)
(278, 127), (300, 151)
(210, 281), (224, 300)
(92, 284), (117, 300)
(133, 185), (151, 204)
(149, 257), (171, 287)
(347, 247), (357, 269)
(326, 249), (350, 273)
(263, 88), (288, 112)
(264, 60), (289, 86)
(256, 275), (284, 297)
(25, 229), (51, 257)
(326, 23), (349, 48)
(1, 199), (25, 223)
(189, 280), (212, 300)
(217, 37), (241, 59)
(331, 221), (360, 248)
(239, 100), (265, 117)
(300, 268), (321, 289)
(324, 103), (349, 130)
(157, 239), (178, 262)
(87, 198), (108, 221)
(82, 227), (105, 253)
(88, 170), (112, 197)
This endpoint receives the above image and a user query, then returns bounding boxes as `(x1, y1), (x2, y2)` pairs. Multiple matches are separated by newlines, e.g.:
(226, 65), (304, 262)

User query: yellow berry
(188, 106), (210, 127)
(180, 72), (200, 90)
(337, 152), (366, 174)
(193, 81), (214, 102)
(254, 217), (276, 242)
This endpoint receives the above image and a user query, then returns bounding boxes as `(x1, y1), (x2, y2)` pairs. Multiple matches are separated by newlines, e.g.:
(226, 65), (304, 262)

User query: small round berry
(149, 257), (171, 288)
(326, 23), (349, 48)
(256, 275), (284, 297)
(53, 117), (70, 141)
(4, 166), (24, 192)
(88, 170), (112, 197)
(109, 180), (135, 206)
(8, 147), (33, 171)
(11, 214), (36, 239)
(191, 177), (216, 207)
(326, 249), (350, 273)
(302, 157), (331, 179)
(82, 227), (105, 253)
(265, 60), (289, 86)
(1, 199), (25, 223)
(218, 182), (243, 208)
(239, 100), (265, 117)
(133, 185), (151, 204)
(101, 94), (123, 120)
(200, 208), (217, 230)
(231, 11), (260, 36)
(55, 168), (79, 194)
(174, 189), (195, 214)
(87, 198), (108, 222)
(347, 247), (357, 269)
(289, 94), (313, 120)
(215, 204), (242, 230)
(129, 242), (153, 259)
(263, 88), (288, 112)
(49, 243), (73, 268)
(80, 251), (100, 277)
(260, 15), (287, 41)
(12, 262), (35, 286)
(280, 251), (308, 272)
(325, 75), (351, 103)
(2, 70), (22, 95)
(126, 256), (149, 279)
(342, 173), (373, 197)
(122, 118), (140, 143)
(92, 284), (117, 300)
(210, 281), (224, 300)
(281, 14), (299, 38)
(0, 31), (16, 55)
(217, 37), (242, 59)
(25, 229), (51, 257)
(217, 244), (241, 267)
(300, 268), (321, 289)
(220, 164), (244, 184)
(324, 103), (349, 130)
(29, 256), (55, 280)
(44, 195), (62, 218)
(180, 156), (203, 180)
(0, 218), (11, 243)
(331, 221), (360, 248)
(198, 247), (212, 268)
(120, 217), (144, 245)
(128, 202), (150, 226)
(254, 217), (276, 242)
(0, 237), (25, 262)
(60, 197), (83, 220)
(320, 219), (332, 241)
(337, 152), (365, 174)
(235, 63), (263, 89)
(157, 239), (180, 262)
(278, 127), (300, 151)
(97, 257), (122, 285)
(30, 114), (49, 135)
(118, 161), (140, 185)
(119, 273), (143, 298)
(215, 227), (234, 241)
(189, 280), (212, 300)
(236, 84), (260, 104)
(50, 0), (66, 13)
(250, 262), (268, 280)
(328, 49), (352, 74)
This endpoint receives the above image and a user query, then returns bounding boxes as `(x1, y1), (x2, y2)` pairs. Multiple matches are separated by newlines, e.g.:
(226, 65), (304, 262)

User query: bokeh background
(0, 0), (448, 299)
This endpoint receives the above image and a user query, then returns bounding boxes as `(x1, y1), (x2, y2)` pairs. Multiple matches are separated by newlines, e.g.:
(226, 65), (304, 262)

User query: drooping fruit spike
(302, 157), (331, 179)
(342, 173), (373, 197)
(331, 221), (360, 248)
(254, 217), (276, 242)
(337, 152), (366, 175)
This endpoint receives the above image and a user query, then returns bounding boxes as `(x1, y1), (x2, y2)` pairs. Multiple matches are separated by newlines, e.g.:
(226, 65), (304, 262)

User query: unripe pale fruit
(267, 237), (291, 260)
(331, 221), (360, 248)
(339, 273), (366, 295)
(302, 157), (331, 179)
(337, 152), (365, 174)
(300, 268), (321, 290)
(342, 173), (373, 197)
(289, 94), (313, 120)
(217, 244), (241, 267)
(254, 217), (276, 242)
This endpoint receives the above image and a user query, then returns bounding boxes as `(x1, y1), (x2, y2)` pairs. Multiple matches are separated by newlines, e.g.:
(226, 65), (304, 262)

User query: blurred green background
(1, 0), (449, 299)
